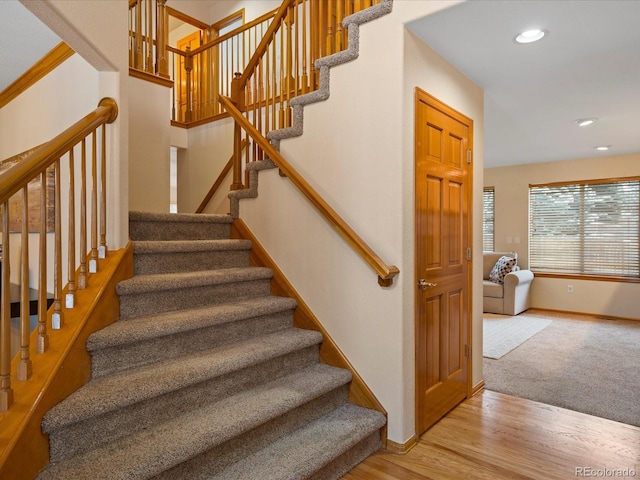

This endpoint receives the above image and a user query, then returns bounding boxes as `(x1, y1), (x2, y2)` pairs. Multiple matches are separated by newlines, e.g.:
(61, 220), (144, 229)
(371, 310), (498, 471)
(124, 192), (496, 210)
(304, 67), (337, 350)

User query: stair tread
(132, 239), (252, 254)
(43, 328), (323, 432)
(210, 403), (386, 480)
(38, 364), (352, 480)
(116, 266), (273, 295)
(87, 296), (297, 350)
(129, 211), (233, 224)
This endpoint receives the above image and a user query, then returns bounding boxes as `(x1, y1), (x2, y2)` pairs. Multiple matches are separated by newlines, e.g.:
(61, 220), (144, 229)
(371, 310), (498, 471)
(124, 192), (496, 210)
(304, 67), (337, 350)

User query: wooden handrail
(188, 8), (279, 57)
(0, 98), (118, 205)
(235, 0), (296, 92)
(0, 42), (74, 110)
(220, 95), (398, 286)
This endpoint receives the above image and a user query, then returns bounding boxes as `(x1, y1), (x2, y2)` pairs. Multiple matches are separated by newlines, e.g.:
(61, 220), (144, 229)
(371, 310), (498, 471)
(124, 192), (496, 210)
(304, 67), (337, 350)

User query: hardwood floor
(343, 390), (640, 479)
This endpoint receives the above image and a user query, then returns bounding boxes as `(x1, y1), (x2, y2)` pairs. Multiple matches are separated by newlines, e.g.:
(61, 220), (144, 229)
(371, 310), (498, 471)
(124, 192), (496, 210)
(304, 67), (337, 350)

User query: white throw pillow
(489, 256), (516, 284)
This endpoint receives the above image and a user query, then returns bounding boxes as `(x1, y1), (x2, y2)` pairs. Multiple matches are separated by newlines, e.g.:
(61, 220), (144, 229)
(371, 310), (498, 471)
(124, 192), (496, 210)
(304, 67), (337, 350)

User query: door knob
(418, 279), (437, 290)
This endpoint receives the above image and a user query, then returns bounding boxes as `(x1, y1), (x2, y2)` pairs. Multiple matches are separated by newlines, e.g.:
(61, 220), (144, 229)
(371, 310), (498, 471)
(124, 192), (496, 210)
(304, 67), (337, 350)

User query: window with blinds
(529, 179), (640, 278)
(483, 187), (495, 252)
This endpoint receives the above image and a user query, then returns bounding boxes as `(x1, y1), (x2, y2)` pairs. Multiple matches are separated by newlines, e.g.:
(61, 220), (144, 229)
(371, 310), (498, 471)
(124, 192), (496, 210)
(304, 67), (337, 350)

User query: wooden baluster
(52, 159), (63, 330)
(99, 125), (107, 258)
(171, 55), (176, 121)
(146, 0), (154, 73)
(313, 0), (321, 86)
(156, 0), (169, 77)
(185, 46), (193, 122)
(279, 22), (285, 130)
(89, 134), (98, 275)
(285, 6), (294, 127)
(18, 187), (32, 381)
(66, 149), (76, 309)
(36, 171), (49, 354)
(256, 59), (263, 161)
(78, 139), (87, 289)
(264, 35), (271, 135)
(0, 202), (13, 411)
(271, 38), (277, 133)
(326, 1), (334, 56)
(336, 0), (344, 52)
(302, 0), (308, 93)
(135, 0), (143, 69)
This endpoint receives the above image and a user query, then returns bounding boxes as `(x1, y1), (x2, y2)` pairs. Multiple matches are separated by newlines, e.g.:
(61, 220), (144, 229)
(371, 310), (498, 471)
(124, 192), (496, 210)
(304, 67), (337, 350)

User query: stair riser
(133, 249), (250, 275)
(91, 310), (295, 378)
(152, 385), (350, 480)
(49, 346), (322, 464)
(119, 279), (272, 320)
(130, 222), (231, 241)
(309, 432), (382, 480)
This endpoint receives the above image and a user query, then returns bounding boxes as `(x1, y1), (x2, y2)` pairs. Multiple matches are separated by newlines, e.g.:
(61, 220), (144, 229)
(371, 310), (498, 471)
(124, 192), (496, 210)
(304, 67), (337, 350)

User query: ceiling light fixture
(595, 145), (611, 151)
(514, 29), (547, 44)
(575, 118), (597, 127)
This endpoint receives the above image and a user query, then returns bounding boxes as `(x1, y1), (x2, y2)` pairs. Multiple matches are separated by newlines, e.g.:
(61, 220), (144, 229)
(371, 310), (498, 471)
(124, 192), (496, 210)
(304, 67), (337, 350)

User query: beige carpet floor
(483, 310), (640, 426)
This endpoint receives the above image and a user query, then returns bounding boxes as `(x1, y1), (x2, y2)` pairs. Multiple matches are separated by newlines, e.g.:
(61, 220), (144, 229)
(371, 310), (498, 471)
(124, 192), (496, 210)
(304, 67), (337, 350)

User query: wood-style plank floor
(343, 390), (640, 479)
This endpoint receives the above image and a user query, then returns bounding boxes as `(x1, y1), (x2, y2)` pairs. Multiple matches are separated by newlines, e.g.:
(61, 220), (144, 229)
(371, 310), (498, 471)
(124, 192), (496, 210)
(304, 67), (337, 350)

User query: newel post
(229, 73), (245, 191)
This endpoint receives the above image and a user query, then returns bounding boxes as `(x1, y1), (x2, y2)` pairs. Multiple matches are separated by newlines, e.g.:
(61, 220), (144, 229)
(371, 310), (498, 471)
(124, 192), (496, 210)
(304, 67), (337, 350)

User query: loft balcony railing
(129, 0), (380, 125)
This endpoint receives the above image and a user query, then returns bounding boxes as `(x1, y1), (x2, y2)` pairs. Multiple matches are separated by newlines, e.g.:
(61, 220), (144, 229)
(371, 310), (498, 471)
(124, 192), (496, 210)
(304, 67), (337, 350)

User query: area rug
(483, 313), (552, 359)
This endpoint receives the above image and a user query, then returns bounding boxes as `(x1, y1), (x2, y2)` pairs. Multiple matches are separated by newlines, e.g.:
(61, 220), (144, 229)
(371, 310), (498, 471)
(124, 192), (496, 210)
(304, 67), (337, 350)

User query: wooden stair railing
(220, 95), (398, 287)
(0, 98), (118, 412)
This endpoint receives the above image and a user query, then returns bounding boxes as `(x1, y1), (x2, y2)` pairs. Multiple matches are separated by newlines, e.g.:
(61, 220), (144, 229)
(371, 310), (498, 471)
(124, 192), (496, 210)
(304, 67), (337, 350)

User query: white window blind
(483, 188), (495, 252)
(529, 179), (640, 277)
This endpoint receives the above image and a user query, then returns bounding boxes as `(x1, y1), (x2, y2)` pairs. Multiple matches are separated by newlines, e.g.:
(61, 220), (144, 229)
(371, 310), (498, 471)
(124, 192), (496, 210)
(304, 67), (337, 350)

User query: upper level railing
(0, 98), (118, 411)
(129, 0), (380, 125)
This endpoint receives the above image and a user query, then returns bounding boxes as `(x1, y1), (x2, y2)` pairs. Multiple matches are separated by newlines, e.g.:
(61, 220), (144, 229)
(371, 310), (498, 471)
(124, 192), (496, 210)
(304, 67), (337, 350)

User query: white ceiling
(406, 0), (640, 168)
(0, 0), (60, 92)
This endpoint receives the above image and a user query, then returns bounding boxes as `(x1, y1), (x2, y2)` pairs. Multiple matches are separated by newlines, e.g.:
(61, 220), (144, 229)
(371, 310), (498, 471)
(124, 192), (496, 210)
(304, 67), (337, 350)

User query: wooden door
(415, 89), (473, 435)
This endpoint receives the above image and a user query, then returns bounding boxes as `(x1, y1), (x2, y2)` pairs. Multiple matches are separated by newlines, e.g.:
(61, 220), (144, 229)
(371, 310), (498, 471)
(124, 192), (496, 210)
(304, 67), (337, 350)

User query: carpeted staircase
(36, 211), (385, 480)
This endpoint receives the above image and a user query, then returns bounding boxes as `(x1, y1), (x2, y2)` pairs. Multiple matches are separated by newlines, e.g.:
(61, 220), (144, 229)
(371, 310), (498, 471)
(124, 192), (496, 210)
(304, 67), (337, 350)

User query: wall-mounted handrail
(0, 98), (118, 412)
(220, 95), (398, 287)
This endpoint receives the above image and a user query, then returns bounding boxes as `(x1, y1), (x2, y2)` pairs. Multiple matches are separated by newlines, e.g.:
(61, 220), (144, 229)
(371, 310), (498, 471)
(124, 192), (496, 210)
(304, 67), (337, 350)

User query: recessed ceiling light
(514, 29), (547, 44)
(595, 146), (611, 151)
(575, 118), (597, 127)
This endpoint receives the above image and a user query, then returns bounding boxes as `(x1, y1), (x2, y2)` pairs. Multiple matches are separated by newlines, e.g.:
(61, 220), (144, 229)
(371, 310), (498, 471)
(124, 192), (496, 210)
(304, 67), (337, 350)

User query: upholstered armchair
(483, 251), (534, 315)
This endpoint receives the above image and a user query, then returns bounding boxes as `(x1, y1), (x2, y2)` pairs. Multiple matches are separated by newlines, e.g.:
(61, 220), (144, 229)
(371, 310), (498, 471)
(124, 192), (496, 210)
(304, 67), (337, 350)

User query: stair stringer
(228, 0), (394, 219)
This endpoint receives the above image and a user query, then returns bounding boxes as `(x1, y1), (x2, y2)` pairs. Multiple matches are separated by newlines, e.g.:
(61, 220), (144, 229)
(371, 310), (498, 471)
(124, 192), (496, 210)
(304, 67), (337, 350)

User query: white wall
(24, 0), (130, 249)
(177, 117), (234, 213)
(129, 77), (172, 213)
(485, 153), (640, 320)
(0, 54), (98, 159)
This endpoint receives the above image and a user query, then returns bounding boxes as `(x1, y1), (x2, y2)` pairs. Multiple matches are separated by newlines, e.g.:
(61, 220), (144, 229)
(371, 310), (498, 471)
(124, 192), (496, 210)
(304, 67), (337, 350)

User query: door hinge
(466, 149), (472, 164)
(465, 344), (472, 358)
(466, 247), (472, 261)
